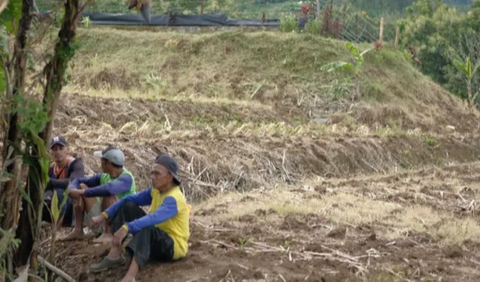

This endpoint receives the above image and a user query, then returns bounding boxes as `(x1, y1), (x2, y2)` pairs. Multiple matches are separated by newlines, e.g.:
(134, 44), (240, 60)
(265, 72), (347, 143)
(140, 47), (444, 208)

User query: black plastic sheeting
(71, 12), (308, 27)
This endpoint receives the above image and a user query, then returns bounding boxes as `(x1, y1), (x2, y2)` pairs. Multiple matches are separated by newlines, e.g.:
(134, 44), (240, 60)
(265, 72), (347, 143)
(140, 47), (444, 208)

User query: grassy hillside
(60, 28), (478, 134)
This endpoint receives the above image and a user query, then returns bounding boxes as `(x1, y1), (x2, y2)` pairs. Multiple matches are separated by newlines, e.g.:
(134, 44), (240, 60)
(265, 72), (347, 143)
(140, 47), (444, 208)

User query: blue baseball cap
(94, 145), (125, 166)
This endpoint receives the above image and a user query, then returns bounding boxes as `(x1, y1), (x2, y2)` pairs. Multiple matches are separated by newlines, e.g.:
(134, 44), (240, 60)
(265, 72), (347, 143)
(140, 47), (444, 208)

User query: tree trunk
(1, 0), (33, 231)
(14, 0), (85, 269)
(0, 0), (34, 272)
(42, 0), (81, 143)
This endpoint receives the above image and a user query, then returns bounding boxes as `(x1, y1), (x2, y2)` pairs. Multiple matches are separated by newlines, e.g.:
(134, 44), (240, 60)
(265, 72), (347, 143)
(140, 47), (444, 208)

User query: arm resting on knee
(125, 196), (178, 234)
(104, 187), (153, 219)
(68, 174), (102, 191)
(83, 174), (133, 197)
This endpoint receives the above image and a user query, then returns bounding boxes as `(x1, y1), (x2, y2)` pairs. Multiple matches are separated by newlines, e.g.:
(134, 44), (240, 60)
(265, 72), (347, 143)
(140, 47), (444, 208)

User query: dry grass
(77, 118), (422, 139)
(66, 29), (349, 99)
(42, 27), (478, 136)
(194, 166), (480, 245)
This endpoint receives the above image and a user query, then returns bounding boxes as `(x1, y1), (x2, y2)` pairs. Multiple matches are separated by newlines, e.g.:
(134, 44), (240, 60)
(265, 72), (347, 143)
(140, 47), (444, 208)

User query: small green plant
(46, 189), (70, 263)
(424, 136), (436, 146)
(279, 13), (299, 33)
(0, 227), (21, 280)
(144, 73), (166, 88)
(304, 18), (320, 35)
(80, 16), (91, 28)
(321, 42), (373, 100)
(452, 54), (480, 108)
(324, 79), (352, 100)
(238, 237), (249, 251)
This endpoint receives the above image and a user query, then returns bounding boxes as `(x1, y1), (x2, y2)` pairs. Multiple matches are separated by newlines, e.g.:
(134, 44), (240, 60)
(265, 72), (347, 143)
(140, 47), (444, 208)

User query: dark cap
(94, 145), (125, 166)
(155, 154), (180, 185)
(49, 135), (67, 149)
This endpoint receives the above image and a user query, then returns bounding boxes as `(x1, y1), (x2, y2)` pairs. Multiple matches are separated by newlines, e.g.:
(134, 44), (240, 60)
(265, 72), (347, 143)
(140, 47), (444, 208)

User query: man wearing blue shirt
(60, 145), (136, 243)
(87, 154), (190, 282)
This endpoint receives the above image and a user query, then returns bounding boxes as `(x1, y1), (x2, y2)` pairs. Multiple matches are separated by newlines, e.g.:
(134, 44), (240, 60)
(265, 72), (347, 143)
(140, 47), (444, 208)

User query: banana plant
(321, 42), (373, 100)
(453, 55), (480, 108)
(48, 189), (70, 263)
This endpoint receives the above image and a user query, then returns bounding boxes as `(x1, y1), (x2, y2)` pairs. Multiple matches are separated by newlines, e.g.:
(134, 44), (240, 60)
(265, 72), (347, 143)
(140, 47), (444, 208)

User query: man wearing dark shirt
(42, 135), (85, 229)
(62, 145), (136, 243)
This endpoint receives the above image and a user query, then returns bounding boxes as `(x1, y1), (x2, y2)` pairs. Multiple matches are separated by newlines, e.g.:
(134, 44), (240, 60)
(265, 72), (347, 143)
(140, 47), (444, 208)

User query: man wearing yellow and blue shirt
(88, 154), (190, 282)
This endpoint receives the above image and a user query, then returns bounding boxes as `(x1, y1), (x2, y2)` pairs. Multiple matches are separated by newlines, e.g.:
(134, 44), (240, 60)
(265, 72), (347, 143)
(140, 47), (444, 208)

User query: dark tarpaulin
(226, 19), (280, 27)
(84, 13), (239, 26)
(41, 11), (289, 27)
(38, 11), (314, 28)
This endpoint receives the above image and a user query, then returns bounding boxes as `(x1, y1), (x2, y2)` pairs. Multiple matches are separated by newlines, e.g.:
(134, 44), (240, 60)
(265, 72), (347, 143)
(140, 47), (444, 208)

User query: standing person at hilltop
(42, 135), (85, 229)
(87, 154), (190, 282)
(61, 145), (136, 243)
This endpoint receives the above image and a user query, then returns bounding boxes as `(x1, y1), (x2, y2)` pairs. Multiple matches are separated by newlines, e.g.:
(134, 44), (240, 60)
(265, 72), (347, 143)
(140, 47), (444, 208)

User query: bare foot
(58, 229), (84, 241)
(93, 233), (113, 244)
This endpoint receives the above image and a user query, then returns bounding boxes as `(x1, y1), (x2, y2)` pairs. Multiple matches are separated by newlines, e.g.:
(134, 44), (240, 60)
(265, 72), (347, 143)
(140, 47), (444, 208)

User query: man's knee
(120, 201), (138, 212)
(102, 195), (117, 205)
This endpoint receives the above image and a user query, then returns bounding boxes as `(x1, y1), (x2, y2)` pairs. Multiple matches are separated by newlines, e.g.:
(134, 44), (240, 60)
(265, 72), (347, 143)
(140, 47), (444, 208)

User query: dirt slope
(53, 93), (480, 202)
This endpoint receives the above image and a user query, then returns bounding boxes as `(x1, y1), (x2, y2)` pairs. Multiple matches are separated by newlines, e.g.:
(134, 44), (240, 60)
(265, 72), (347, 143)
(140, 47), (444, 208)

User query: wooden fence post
(200, 0), (204, 14)
(394, 27), (400, 49)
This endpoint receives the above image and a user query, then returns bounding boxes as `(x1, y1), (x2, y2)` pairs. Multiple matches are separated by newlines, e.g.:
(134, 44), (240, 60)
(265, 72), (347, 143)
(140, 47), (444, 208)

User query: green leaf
(0, 0), (22, 32)
(466, 56), (472, 78)
(19, 187), (33, 207)
(453, 58), (468, 76)
(345, 42), (359, 57)
(321, 61), (353, 73)
(51, 190), (59, 222)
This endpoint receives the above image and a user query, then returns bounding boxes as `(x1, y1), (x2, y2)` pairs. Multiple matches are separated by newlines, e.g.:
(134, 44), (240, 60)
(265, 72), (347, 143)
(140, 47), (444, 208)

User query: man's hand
(88, 214), (105, 228)
(79, 183), (88, 190)
(69, 189), (84, 199)
(112, 227), (128, 248)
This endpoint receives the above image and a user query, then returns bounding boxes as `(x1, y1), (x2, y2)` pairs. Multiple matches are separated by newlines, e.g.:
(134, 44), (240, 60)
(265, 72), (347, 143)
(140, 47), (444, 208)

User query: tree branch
(37, 256), (75, 282)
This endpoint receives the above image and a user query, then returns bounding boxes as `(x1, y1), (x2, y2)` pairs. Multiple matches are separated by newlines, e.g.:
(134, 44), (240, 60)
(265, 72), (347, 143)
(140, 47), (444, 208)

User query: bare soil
(42, 161), (480, 281)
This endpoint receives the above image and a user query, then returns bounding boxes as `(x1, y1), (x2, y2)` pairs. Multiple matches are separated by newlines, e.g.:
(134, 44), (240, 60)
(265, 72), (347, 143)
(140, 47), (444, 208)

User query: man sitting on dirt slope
(87, 154), (190, 282)
(42, 135), (85, 229)
(61, 145), (136, 243)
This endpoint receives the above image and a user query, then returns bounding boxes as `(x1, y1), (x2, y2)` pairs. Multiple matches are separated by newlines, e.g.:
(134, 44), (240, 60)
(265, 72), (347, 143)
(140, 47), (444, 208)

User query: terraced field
(35, 28), (480, 281)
